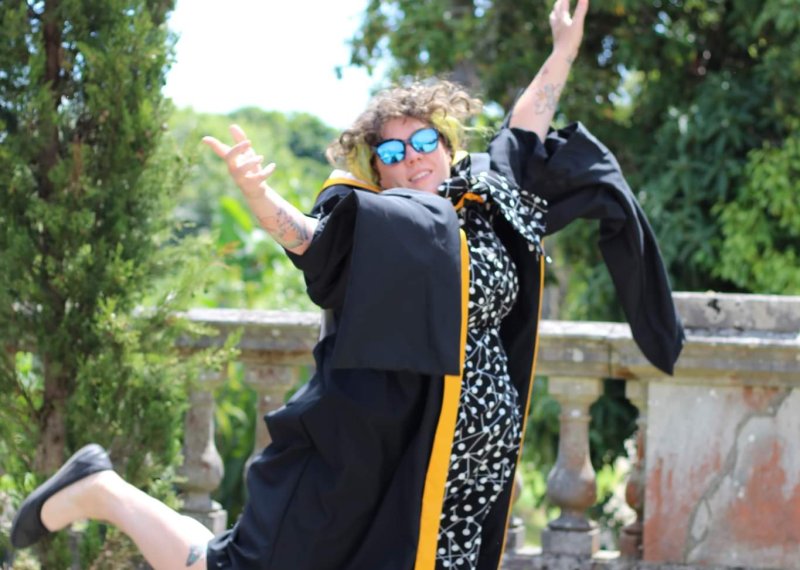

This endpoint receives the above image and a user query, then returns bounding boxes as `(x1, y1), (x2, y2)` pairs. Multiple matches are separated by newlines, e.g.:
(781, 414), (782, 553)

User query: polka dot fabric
(438, 155), (547, 258)
(434, 205), (523, 570)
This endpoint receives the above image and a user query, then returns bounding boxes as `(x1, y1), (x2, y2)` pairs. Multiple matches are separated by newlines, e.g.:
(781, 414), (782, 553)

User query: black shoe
(10, 443), (112, 548)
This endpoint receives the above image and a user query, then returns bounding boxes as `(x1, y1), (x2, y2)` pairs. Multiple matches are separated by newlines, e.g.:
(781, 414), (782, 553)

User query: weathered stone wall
(643, 293), (800, 568)
(645, 384), (800, 567)
(181, 293), (800, 570)
(498, 292), (799, 570)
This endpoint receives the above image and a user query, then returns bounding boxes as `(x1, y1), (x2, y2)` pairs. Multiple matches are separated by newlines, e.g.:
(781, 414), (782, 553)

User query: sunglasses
(374, 127), (441, 165)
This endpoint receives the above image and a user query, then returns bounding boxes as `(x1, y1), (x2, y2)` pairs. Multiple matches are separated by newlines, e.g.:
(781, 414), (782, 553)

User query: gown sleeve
(488, 123), (685, 375)
(287, 185), (465, 375)
(286, 185), (358, 310)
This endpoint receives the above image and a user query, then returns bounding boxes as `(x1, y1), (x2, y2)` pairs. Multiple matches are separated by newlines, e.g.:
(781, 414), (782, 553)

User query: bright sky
(164, 0), (383, 129)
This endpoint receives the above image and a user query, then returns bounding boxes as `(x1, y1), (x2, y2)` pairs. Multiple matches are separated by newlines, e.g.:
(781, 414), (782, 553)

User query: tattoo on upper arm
(186, 544), (205, 566)
(533, 83), (565, 114)
(258, 207), (312, 249)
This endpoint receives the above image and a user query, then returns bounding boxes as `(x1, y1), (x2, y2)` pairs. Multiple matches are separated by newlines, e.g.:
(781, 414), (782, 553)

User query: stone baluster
(504, 473), (526, 554)
(179, 369), (227, 534)
(620, 380), (648, 559)
(541, 376), (602, 556)
(243, 364), (299, 472)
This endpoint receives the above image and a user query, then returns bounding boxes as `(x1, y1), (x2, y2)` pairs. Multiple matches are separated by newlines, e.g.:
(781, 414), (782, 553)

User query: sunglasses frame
(374, 127), (441, 166)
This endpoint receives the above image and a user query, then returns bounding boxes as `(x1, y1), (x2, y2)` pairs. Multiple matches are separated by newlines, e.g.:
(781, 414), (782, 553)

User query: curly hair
(326, 80), (483, 187)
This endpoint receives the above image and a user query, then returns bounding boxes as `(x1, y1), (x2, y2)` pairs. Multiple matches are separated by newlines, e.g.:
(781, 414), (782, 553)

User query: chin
(413, 176), (447, 194)
(414, 184), (439, 194)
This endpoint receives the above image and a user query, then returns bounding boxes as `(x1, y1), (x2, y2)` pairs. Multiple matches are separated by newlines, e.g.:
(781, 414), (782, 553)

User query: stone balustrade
(180, 292), (800, 570)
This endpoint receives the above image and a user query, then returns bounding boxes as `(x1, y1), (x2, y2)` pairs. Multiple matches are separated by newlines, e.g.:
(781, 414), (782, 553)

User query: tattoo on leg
(186, 544), (205, 566)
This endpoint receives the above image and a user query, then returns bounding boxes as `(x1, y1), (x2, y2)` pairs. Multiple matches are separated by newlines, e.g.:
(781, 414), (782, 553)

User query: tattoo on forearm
(259, 206), (311, 249)
(533, 83), (565, 114)
(186, 544), (205, 566)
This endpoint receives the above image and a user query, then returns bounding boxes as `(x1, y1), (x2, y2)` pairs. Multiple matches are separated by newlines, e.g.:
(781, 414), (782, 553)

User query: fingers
(551, 0), (570, 24)
(232, 154), (264, 174)
(226, 139), (253, 163)
(202, 125), (251, 158)
(558, 0), (587, 22)
(259, 163), (277, 179)
(573, 0), (589, 23)
(229, 124), (248, 144)
(243, 163), (277, 183)
(201, 136), (230, 158)
(549, 0), (586, 55)
(551, 0), (587, 28)
(202, 134), (251, 163)
(202, 125), (276, 187)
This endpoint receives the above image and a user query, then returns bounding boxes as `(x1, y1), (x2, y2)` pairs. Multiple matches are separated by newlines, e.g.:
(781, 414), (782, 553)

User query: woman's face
(374, 117), (452, 194)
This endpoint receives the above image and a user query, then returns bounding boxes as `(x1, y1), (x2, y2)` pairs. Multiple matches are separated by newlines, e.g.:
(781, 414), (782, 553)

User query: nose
(404, 144), (423, 162)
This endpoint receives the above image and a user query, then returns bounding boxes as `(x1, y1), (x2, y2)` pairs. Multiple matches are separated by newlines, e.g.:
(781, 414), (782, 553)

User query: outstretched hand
(202, 125), (276, 200)
(550, 0), (588, 58)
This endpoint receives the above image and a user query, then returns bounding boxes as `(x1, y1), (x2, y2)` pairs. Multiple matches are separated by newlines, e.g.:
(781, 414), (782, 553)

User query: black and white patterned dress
(435, 203), (524, 570)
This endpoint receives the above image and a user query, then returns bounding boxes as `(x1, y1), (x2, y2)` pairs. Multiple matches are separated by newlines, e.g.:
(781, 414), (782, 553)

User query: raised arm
(203, 125), (318, 255)
(508, 0), (588, 140)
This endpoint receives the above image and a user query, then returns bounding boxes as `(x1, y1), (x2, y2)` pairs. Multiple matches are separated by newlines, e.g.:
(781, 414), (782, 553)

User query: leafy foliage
(0, 1), (231, 565)
(715, 132), (800, 292)
(350, 0), (800, 300)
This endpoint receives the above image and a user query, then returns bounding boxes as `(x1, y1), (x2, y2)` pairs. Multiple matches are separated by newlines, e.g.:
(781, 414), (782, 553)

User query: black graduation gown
(205, 124), (684, 570)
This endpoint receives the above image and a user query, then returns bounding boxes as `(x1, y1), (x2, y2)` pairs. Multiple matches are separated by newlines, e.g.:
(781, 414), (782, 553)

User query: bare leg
(40, 471), (213, 570)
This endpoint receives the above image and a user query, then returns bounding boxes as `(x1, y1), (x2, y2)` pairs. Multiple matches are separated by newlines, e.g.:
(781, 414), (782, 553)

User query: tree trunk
(40, 0), (62, 191)
(37, 360), (69, 473)
(35, 0), (69, 474)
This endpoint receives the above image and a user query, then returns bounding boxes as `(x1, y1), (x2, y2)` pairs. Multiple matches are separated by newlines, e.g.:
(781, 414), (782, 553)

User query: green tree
(350, 0), (800, 299)
(0, 1), (227, 565)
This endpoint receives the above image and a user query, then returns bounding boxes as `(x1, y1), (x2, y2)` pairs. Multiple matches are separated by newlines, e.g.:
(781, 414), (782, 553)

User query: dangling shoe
(10, 443), (112, 548)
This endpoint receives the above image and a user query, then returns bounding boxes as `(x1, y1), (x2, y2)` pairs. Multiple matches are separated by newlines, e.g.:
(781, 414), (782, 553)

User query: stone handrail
(179, 292), (800, 569)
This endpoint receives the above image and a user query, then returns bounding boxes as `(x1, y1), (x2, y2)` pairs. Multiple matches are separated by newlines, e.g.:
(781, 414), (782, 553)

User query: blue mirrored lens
(410, 128), (439, 153)
(375, 128), (440, 165)
(376, 140), (405, 165)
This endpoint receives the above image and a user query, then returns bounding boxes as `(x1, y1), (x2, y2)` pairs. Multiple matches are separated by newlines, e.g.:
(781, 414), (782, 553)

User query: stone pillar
(504, 473), (526, 553)
(620, 381), (648, 559)
(541, 376), (602, 556)
(243, 364), (298, 473)
(179, 369), (227, 534)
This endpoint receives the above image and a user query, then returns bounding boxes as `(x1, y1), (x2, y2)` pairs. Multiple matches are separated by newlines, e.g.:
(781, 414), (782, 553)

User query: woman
(200, 4), (590, 565)
(10, 0), (682, 568)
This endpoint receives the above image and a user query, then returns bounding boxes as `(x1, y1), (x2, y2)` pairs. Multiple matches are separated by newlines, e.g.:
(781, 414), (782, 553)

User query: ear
(439, 135), (454, 162)
(371, 157), (386, 191)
